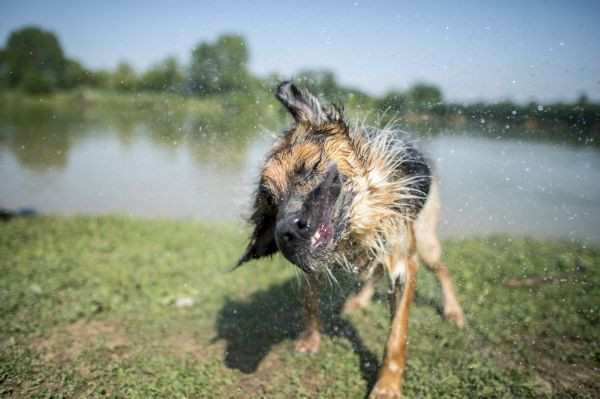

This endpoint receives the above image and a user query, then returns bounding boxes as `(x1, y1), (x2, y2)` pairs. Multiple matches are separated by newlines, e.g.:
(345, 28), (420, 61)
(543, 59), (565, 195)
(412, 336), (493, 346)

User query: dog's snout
(293, 216), (309, 234)
(273, 205), (324, 273)
(277, 214), (310, 245)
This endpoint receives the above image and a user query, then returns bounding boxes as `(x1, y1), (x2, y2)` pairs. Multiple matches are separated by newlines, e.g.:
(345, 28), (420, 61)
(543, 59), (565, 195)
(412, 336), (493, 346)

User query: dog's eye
(294, 163), (309, 178)
(265, 192), (276, 207)
(295, 160), (320, 179)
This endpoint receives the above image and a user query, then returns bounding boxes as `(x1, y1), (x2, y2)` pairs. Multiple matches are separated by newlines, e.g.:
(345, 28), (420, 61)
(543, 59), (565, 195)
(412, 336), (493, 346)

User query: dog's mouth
(274, 165), (342, 274)
(303, 165), (341, 253)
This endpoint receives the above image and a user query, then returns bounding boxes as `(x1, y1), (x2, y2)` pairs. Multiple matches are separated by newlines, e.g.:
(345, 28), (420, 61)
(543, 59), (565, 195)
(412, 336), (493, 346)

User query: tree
(18, 71), (56, 94)
(378, 91), (408, 113)
(295, 69), (339, 99)
(110, 61), (138, 92)
(189, 34), (250, 95)
(89, 69), (111, 89)
(406, 83), (443, 110)
(139, 56), (184, 93)
(3, 26), (66, 93)
(0, 49), (8, 89)
(62, 58), (92, 89)
(577, 93), (589, 105)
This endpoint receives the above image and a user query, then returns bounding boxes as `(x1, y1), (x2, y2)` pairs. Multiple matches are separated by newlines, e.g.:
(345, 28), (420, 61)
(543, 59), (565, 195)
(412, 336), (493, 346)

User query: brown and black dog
(236, 82), (466, 398)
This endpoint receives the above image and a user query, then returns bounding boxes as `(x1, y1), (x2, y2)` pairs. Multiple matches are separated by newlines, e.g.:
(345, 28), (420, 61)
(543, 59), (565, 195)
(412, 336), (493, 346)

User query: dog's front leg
(370, 255), (419, 399)
(294, 273), (321, 354)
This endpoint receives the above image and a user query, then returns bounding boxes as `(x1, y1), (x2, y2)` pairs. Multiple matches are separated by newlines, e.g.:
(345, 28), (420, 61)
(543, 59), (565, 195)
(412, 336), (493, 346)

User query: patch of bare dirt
(36, 319), (130, 364)
(527, 344), (600, 397)
(158, 329), (224, 361)
(220, 344), (340, 398)
(31, 319), (342, 397)
(36, 319), (226, 368)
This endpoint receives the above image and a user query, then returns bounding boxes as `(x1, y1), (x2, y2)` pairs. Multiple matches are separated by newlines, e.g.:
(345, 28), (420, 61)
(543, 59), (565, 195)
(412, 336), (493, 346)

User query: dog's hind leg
(421, 254), (466, 328)
(414, 182), (466, 328)
(295, 273), (322, 354)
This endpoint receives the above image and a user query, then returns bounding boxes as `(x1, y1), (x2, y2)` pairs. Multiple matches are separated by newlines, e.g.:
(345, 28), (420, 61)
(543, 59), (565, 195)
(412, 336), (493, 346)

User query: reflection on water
(1, 101), (599, 244)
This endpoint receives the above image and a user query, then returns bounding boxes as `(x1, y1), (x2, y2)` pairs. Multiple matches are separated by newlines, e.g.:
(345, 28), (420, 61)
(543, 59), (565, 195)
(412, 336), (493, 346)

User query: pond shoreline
(1, 91), (599, 244)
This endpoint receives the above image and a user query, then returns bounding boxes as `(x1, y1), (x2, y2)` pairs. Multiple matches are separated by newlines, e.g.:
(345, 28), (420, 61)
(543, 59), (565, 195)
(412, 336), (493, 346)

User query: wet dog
(237, 82), (466, 398)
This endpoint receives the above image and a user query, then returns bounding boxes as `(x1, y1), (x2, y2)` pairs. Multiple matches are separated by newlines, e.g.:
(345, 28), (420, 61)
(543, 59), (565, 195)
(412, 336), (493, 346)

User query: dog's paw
(368, 380), (402, 399)
(294, 331), (321, 354)
(444, 303), (466, 328)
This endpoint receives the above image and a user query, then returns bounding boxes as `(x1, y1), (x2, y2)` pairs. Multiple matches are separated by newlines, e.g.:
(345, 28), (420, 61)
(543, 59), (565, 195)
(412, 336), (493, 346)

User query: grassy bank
(0, 216), (598, 398)
(0, 88), (281, 130)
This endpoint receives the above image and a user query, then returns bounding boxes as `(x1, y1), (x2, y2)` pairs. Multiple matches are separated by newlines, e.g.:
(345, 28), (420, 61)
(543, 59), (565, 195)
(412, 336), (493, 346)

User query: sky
(1, 0), (599, 103)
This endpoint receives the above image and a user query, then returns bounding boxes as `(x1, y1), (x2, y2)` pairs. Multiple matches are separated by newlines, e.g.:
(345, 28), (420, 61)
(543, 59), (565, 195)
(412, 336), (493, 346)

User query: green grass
(1, 216), (598, 398)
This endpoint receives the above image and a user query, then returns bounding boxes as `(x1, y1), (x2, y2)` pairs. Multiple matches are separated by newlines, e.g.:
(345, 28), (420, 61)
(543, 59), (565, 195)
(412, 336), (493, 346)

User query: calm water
(1, 104), (599, 244)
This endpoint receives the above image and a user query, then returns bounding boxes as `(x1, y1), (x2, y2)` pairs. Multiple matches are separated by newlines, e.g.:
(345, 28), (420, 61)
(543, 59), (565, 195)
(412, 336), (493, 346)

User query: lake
(1, 100), (598, 244)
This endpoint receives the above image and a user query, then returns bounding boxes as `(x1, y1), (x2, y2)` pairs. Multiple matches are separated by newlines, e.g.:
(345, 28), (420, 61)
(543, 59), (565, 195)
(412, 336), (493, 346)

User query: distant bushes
(18, 71), (57, 94)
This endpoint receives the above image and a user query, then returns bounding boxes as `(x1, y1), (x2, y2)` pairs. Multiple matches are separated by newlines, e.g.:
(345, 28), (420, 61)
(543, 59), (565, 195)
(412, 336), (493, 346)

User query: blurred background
(1, 0), (599, 243)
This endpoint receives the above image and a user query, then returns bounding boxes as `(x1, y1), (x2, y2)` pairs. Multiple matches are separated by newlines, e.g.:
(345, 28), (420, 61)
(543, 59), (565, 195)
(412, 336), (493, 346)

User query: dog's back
(365, 126), (433, 212)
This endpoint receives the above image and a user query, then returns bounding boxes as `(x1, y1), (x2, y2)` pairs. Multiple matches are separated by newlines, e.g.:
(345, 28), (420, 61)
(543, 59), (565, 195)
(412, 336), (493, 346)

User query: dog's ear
(234, 215), (278, 269)
(234, 199), (278, 269)
(276, 81), (341, 125)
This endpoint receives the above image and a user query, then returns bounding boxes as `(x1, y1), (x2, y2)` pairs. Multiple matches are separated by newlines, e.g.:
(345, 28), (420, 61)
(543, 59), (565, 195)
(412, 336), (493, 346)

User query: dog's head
(236, 81), (351, 274)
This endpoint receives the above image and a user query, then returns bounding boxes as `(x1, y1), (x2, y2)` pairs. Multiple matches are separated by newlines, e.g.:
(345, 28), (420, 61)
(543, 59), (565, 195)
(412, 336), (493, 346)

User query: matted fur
(237, 82), (465, 398)
(255, 117), (429, 283)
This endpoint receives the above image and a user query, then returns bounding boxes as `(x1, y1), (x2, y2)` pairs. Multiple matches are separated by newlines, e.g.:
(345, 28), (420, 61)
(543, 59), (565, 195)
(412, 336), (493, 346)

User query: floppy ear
(234, 197), (279, 269)
(276, 81), (340, 125)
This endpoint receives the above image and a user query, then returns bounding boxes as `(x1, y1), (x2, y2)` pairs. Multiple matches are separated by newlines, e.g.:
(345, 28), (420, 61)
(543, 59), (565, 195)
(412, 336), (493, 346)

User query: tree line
(1, 26), (598, 143)
(0, 27), (255, 95)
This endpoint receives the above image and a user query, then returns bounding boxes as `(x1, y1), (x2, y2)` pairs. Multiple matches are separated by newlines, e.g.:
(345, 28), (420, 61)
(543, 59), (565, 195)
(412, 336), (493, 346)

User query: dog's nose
(277, 213), (310, 245)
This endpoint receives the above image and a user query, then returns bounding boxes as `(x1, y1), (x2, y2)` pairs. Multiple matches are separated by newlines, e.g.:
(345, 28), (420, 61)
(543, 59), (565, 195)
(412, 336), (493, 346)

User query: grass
(0, 216), (598, 398)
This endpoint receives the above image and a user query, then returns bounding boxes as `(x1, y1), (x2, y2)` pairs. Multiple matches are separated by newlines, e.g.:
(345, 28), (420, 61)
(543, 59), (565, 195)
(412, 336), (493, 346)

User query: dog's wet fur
(237, 82), (466, 398)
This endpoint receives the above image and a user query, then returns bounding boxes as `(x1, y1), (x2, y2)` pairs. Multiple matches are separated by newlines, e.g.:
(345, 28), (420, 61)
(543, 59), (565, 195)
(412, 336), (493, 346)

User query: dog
(236, 81), (466, 398)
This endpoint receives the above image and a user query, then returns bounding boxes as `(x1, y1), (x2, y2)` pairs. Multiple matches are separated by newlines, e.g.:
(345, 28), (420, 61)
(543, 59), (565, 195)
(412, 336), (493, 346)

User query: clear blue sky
(1, 0), (599, 102)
